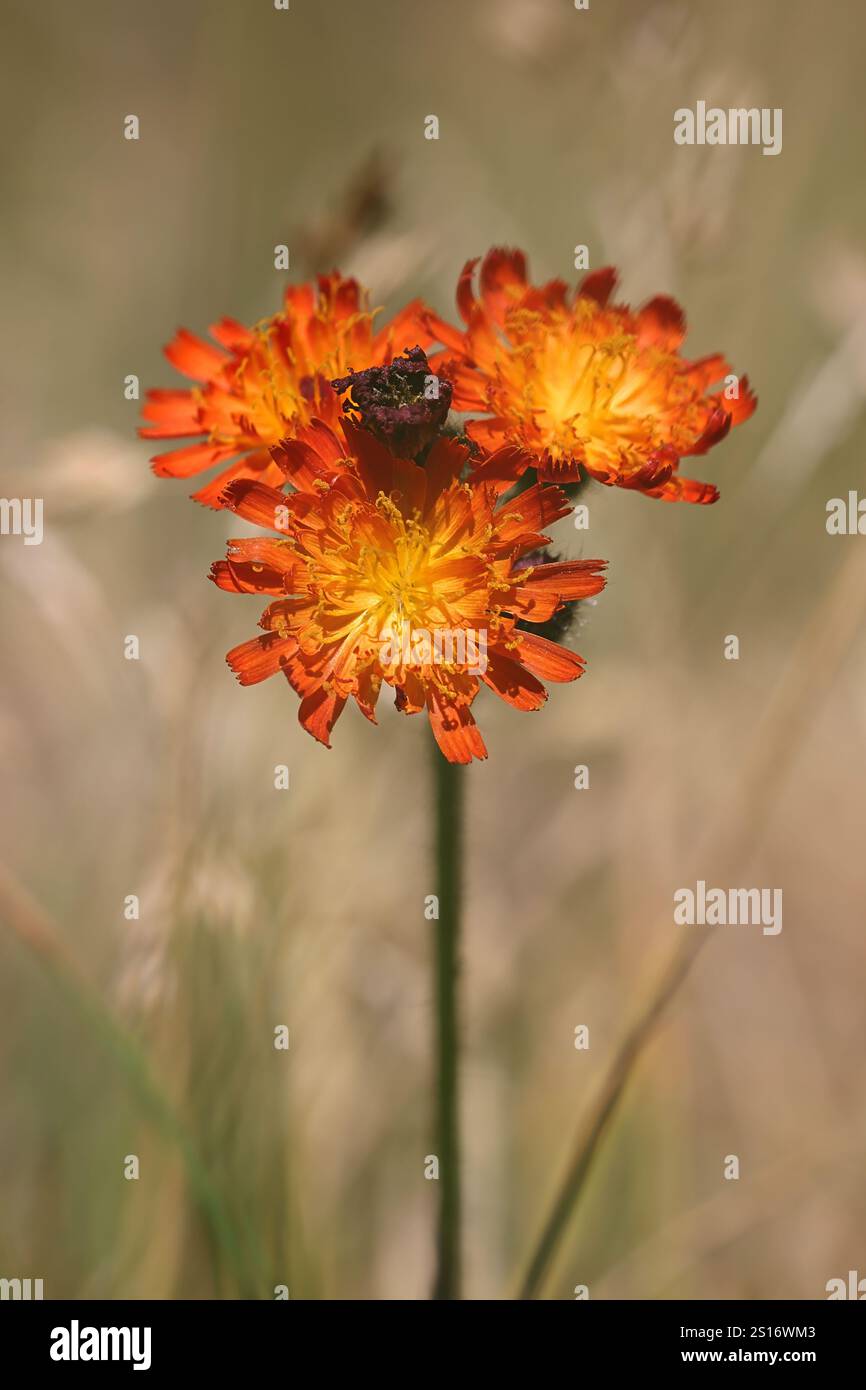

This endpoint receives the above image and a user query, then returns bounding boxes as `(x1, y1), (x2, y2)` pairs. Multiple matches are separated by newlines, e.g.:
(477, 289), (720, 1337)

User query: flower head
(332, 345), (452, 457)
(141, 274), (430, 507)
(211, 420), (606, 763)
(425, 249), (757, 502)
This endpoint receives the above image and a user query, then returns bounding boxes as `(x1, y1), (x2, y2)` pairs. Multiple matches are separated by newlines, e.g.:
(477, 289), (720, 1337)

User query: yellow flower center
(494, 308), (707, 469)
(290, 490), (496, 675)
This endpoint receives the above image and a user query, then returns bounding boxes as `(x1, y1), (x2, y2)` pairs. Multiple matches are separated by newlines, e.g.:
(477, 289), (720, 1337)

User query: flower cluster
(143, 251), (755, 760)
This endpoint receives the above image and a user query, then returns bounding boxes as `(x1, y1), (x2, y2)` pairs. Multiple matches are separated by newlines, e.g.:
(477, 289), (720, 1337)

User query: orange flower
(425, 249), (757, 503)
(212, 421), (606, 763)
(141, 274), (431, 507)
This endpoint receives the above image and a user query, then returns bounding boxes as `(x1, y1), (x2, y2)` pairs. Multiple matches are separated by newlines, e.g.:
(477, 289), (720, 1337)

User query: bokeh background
(2, 0), (865, 1300)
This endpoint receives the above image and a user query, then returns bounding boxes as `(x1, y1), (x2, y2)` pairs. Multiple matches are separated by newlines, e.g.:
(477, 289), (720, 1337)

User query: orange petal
(577, 266), (618, 306)
(298, 418), (349, 467)
(210, 561), (285, 595)
(507, 588), (562, 622)
(191, 454), (285, 510)
(469, 443), (533, 486)
(208, 317), (253, 352)
(520, 559), (607, 600)
(271, 437), (334, 492)
(515, 632), (586, 682)
(220, 479), (290, 528)
(456, 257), (481, 324)
(352, 666), (382, 724)
(226, 633), (297, 685)
(438, 361), (490, 413)
(479, 247), (528, 325)
(390, 454), (428, 516)
(210, 536), (300, 594)
(371, 297), (435, 359)
(139, 388), (201, 437)
(393, 670), (427, 715)
(421, 310), (466, 354)
(298, 686), (347, 748)
(150, 441), (238, 479)
(494, 482), (571, 543)
(225, 536), (297, 570)
(164, 328), (229, 382)
(422, 437), (470, 511)
(636, 295), (687, 350)
(482, 650), (548, 711)
(426, 691), (487, 764)
(684, 354), (730, 390)
(723, 375), (758, 425)
(647, 475), (719, 505)
(283, 281), (316, 319)
(689, 407), (731, 456)
(342, 422), (399, 499)
(533, 453), (584, 484)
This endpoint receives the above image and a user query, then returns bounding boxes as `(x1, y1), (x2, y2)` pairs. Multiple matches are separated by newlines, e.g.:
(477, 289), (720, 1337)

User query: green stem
(431, 751), (463, 1300)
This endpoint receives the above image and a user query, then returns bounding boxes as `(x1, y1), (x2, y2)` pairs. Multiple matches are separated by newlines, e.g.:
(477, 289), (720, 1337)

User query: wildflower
(425, 248), (756, 502)
(212, 421), (606, 763)
(141, 274), (430, 507)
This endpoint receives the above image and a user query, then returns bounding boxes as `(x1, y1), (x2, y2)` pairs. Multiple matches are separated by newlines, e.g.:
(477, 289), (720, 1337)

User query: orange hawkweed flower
(141, 274), (431, 507)
(211, 421), (606, 764)
(425, 249), (757, 503)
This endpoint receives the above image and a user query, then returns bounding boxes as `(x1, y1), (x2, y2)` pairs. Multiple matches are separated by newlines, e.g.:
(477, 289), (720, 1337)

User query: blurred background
(1, 0), (865, 1300)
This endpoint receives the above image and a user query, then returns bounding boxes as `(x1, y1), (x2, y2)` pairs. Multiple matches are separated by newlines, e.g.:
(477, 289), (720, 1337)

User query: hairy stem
(431, 752), (463, 1299)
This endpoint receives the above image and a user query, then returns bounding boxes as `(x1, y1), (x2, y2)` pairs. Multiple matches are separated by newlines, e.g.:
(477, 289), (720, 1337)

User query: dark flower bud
(331, 346), (452, 459)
